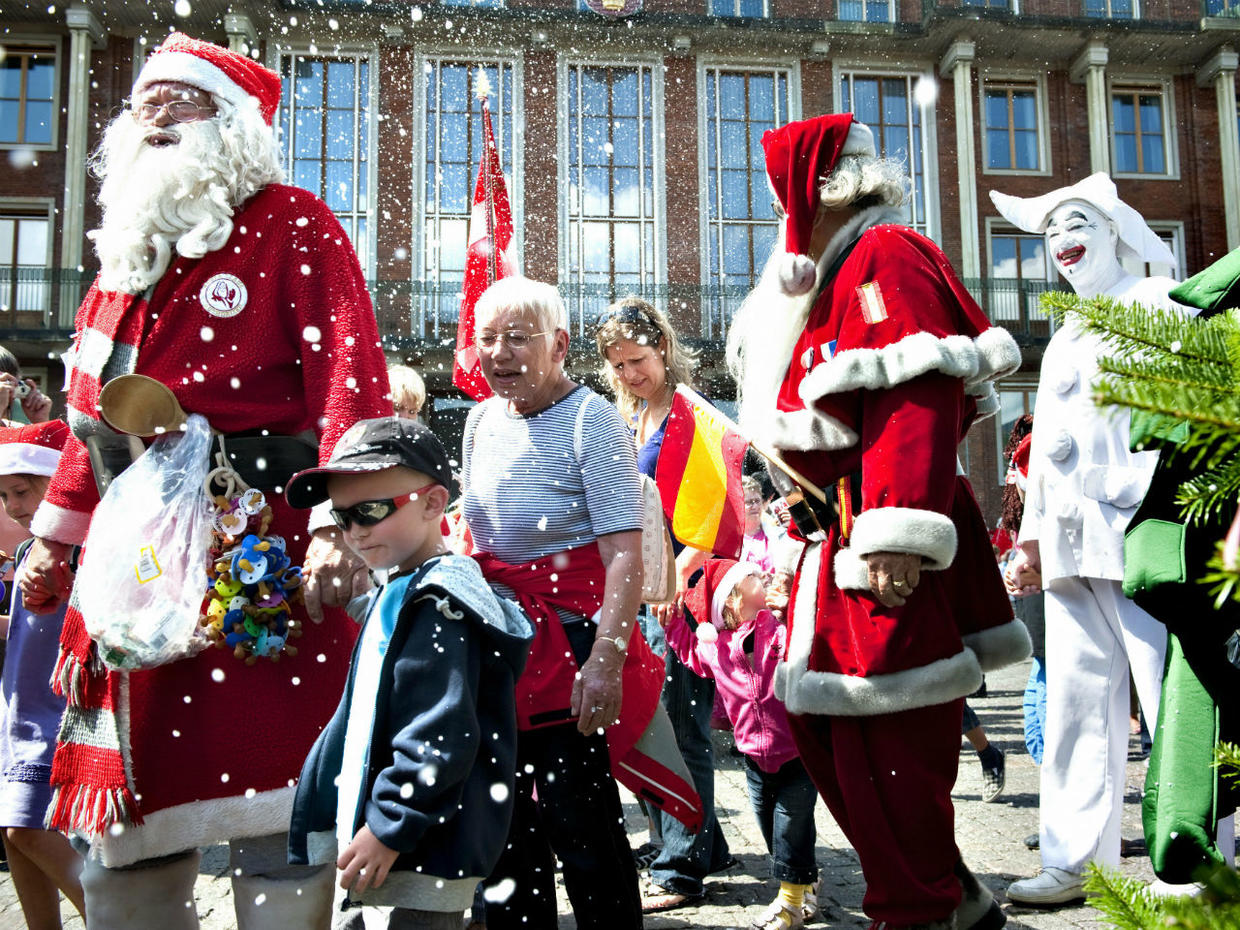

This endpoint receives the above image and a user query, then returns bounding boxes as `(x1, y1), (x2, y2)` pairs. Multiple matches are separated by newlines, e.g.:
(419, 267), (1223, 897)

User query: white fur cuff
(29, 501), (93, 547)
(849, 507), (957, 570)
(832, 546), (872, 591)
(768, 408), (857, 453)
(964, 619), (1033, 671)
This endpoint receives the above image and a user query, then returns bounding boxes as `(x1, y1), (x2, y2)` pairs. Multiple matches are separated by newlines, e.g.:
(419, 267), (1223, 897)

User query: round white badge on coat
(199, 274), (248, 318)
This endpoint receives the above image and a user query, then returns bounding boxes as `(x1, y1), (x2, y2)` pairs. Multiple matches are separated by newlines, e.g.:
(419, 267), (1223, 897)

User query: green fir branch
(1177, 458), (1240, 525)
(1083, 864), (1165, 929)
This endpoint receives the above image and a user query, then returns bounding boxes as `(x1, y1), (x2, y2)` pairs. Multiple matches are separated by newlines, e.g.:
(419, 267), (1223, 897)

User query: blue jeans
(648, 647), (732, 896)
(1023, 655), (1047, 764)
(743, 756), (820, 885)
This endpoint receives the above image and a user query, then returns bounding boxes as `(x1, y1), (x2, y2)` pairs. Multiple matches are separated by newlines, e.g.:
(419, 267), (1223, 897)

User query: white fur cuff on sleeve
(833, 546), (873, 591)
(849, 507), (957, 570)
(29, 501), (92, 547)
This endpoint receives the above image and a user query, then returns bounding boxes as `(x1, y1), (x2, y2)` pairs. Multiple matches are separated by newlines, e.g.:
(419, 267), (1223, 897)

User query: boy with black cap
(285, 417), (533, 929)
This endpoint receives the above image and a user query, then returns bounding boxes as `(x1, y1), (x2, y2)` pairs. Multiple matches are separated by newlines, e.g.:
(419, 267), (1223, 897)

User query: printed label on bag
(135, 546), (162, 584)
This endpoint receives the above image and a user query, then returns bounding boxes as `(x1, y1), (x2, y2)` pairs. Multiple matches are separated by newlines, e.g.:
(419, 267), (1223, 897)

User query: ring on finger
(893, 579), (910, 590)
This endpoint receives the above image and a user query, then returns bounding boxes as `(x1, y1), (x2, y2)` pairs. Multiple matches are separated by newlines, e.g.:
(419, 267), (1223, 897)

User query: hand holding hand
(865, 551), (923, 608)
(303, 527), (372, 624)
(1004, 546), (1043, 596)
(337, 825), (399, 894)
(19, 538), (75, 614)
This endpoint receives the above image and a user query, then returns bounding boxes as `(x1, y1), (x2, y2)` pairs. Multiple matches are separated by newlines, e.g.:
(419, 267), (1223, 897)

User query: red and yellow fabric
(655, 387), (749, 559)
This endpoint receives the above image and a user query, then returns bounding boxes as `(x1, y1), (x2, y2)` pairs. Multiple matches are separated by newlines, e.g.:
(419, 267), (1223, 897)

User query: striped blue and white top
(462, 386), (642, 622)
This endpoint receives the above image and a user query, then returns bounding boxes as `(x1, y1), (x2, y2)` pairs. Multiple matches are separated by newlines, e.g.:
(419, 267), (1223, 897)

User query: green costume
(1129, 249), (1240, 882)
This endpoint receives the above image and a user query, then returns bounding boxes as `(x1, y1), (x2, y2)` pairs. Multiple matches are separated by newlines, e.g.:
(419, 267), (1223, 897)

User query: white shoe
(1147, 878), (1204, 898)
(1006, 867), (1085, 905)
(748, 899), (805, 930)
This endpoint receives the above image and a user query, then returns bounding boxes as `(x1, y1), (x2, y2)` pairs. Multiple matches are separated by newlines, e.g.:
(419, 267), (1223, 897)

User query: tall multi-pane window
(838, 72), (931, 236)
(983, 80), (1041, 171)
(962, 0), (1013, 8)
(710, 0), (767, 15)
(564, 63), (658, 330)
(988, 227), (1055, 336)
(1207, 0), (1240, 14)
(0, 46), (56, 147)
(0, 212), (51, 316)
(421, 59), (516, 329)
(837, 0), (894, 21)
(1111, 86), (1168, 175)
(276, 53), (372, 267)
(1085, 0), (1135, 16)
(703, 67), (791, 335)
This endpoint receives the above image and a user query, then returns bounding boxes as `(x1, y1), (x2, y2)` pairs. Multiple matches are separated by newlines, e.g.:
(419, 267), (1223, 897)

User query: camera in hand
(14, 381), (31, 399)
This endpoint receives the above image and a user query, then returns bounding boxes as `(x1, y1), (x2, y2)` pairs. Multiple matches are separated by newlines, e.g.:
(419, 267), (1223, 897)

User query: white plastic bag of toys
(77, 414), (215, 670)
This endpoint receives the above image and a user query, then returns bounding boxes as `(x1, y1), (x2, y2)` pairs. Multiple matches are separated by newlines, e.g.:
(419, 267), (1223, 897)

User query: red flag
(453, 92), (517, 401)
(655, 387), (749, 559)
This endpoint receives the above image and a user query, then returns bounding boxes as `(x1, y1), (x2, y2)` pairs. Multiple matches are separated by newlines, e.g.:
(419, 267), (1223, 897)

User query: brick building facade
(3, 0), (1239, 523)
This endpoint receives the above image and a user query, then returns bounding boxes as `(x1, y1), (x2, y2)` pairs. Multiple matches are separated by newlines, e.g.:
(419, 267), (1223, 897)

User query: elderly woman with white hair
(728, 113), (1025, 930)
(460, 276), (654, 929)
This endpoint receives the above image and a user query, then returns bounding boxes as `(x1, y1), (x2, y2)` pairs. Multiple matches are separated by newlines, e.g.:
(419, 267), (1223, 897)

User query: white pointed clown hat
(989, 172), (1175, 266)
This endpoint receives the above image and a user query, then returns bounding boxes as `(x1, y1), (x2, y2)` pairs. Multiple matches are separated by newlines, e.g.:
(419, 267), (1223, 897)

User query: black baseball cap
(285, 417), (452, 509)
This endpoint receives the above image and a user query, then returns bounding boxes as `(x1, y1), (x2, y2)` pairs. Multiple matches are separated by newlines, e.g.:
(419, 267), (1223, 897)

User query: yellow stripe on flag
(671, 405), (729, 550)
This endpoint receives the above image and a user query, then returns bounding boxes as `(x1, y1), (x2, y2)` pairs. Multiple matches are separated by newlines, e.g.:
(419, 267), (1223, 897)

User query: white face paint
(1044, 200), (1124, 299)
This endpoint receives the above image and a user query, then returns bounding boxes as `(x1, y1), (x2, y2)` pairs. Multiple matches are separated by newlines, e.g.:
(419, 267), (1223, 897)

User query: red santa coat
(33, 184), (392, 866)
(770, 209), (1029, 717)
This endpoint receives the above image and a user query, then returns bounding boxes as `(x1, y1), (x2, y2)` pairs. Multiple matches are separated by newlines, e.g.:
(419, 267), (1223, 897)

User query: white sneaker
(801, 882), (820, 923)
(748, 899), (805, 930)
(1147, 878), (1204, 898)
(1006, 867), (1086, 905)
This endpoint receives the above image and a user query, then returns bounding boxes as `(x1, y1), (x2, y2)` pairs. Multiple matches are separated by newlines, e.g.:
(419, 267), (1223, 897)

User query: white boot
(233, 862), (335, 930)
(82, 850), (202, 930)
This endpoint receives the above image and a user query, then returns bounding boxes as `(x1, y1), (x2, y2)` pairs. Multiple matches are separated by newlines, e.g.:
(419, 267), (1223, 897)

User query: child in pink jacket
(663, 558), (820, 930)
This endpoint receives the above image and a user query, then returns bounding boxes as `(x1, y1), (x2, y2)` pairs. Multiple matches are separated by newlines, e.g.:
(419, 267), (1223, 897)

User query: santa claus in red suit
(19, 34), (391, 929)
(727, 113), (1030, 929)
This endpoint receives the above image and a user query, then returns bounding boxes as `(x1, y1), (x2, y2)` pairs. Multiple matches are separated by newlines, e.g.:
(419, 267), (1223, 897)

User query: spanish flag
(655, 386), (749, 559)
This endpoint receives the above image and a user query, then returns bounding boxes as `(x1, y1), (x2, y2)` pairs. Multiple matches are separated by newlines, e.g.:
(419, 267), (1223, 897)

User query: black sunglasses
(329, 483), (436, 530)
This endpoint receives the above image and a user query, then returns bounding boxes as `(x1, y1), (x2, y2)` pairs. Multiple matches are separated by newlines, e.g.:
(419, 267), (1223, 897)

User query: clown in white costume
(991, 174), (1190, 905)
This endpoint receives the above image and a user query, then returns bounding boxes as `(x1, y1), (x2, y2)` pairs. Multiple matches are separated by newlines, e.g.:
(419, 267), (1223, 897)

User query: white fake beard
(89, 104), (281, 295)
(725, 227), (819, 447)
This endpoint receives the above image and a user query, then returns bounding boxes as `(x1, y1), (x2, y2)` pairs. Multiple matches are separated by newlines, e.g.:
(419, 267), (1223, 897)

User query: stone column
(940, 38), (979, 280)
(223, 12), (258, 56)
(1071, 39), (1110, 176)
(1199, 46), (1240, 251)
(60, 5), (105, 276)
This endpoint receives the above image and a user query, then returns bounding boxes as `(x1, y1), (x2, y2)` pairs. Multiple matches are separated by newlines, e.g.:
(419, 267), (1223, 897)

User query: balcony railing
(1, 268), (1061, 350)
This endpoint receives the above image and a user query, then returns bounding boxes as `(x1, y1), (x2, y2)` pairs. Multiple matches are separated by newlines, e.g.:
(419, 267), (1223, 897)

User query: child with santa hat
(0, 421), (83, 928)
(662, 558), (819, 930)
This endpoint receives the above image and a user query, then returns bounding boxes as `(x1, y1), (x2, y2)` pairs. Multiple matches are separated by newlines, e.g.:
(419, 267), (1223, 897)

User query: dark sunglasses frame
(329, 482), (438, 530)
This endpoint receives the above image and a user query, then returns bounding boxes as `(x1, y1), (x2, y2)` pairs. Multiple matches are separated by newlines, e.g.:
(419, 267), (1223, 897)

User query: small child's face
(327, 467), (443, 573)
(723, 572), (768, 629)
(0, 474), (41, 529)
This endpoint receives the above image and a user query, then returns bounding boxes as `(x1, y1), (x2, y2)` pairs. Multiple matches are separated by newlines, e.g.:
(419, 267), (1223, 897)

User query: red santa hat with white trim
(685, 558), (763, 630)
(0, 420), (70, 478)
(1005, 433), (1032, 492)
(132, 32), (281, 126)
(762, 113), (878, 297)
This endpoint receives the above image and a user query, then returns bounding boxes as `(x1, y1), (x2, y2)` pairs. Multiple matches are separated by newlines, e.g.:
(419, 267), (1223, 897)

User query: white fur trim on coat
(970, 382), (1001, 421)
(770, 408), (857, 452)
(832, 546), (872, 591)
(87, 786), (296, 868)
(776, 542), (983, 715)
(963, 619), (1032, 672)
(849, 507), (957, 570)
(799, 328), (1020, 411)
(29, 500), (92, 546)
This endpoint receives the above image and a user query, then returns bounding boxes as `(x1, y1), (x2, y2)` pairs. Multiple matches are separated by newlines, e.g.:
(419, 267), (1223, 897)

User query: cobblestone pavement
(0, 657), (1159, 929)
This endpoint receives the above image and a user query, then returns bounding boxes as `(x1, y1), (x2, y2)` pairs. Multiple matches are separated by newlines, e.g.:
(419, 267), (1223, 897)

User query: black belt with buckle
(85, 430), (319, 498)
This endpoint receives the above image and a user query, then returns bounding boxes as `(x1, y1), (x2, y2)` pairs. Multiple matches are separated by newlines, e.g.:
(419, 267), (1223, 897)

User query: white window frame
(269, 44), (380, 277)
(1120, 221), (1185, 281)
(412, 49), (525, 339)
(1084, 0), (1139, 17)
(708, 0), (771, 16)
(0, 197), (56, 319)
(979, 70), (1052, 177)
(0, 36), (61, 152)
(696, 57), (801, 338)
(983, 218), (1059, 335)
(833, 62), (941, 244)
(1108, 75), (1178, 180)
(836, 0), (896, 22)
(994, 377), (1038, 484)
(557, 54), (667, 335)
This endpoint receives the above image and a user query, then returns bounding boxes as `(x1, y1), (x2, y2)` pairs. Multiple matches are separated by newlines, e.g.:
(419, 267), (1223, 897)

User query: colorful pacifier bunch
(200, 487), (303, 663)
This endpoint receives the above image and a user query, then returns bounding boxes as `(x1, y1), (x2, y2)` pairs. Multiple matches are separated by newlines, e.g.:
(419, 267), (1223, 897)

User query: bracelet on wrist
(594, 634), (627, 656)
